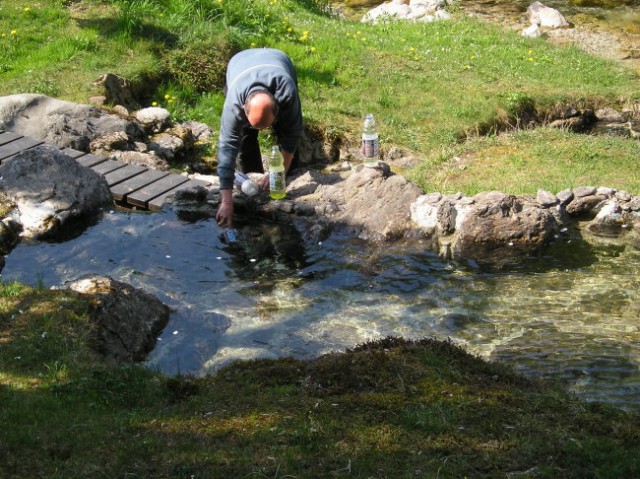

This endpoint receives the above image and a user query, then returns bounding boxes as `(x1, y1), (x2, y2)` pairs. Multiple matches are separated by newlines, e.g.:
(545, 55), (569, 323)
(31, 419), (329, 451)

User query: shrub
(164, 38), (233, 93)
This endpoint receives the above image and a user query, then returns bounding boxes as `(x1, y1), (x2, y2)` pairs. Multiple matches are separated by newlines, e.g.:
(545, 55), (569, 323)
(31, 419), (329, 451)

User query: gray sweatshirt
(217, 48), (304, 189)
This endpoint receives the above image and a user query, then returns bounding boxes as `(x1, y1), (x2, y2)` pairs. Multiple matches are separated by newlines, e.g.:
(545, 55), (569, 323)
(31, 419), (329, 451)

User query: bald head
(244, 91), (278, 130)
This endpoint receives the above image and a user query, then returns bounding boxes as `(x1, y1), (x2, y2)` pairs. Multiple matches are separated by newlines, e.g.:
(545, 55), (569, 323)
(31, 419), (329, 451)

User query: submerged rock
(65, 275), (170, 363)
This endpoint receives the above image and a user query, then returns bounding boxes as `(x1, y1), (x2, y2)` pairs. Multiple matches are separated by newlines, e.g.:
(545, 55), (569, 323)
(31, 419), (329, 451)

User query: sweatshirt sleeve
(217, 98), (244, 190)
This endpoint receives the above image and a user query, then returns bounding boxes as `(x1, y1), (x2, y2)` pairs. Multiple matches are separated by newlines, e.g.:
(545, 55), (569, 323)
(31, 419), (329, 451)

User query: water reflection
(2, 208), (639, 411)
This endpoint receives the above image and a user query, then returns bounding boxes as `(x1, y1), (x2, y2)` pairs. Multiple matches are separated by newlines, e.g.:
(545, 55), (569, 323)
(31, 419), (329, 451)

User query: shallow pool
(3, 208), (639, 411)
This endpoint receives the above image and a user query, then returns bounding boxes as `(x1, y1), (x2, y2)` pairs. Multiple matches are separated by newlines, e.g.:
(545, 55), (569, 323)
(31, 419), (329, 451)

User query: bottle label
(270, 171), (286, 192)
(362, 137), (379, 158)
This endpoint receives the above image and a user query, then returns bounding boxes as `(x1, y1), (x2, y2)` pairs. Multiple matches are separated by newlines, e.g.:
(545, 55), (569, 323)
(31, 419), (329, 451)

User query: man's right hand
(216, 189), (234, 227)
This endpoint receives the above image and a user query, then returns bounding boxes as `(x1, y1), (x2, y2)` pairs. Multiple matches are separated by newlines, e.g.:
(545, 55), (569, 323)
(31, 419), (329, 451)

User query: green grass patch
(1, 0), (639, 194)
(414, 127), (640, 195)
(1, 289), (639, 478)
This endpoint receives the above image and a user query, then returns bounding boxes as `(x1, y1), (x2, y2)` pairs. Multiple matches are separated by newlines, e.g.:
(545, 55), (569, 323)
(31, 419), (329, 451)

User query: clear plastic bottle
(268, 145), (286, 200)
(361, 113), (379, 167)
(234, 172), (259, 196)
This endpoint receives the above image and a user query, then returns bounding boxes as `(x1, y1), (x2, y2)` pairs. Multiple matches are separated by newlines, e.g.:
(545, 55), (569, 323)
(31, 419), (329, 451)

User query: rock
(522, 23), (542, 38)
(527, 2), (569, 28)
(566, 194), (607, 218)
(0, 94), (143, 151)
(65, 275), (170, 363)
(89, 130), (133, 154)
(316, 165), (424, 241)
(452, 192), (558, 266)
(0, 145), (113, 239)
(135, 106), (172, 133)
(586, 200), (625, 237)
(112, 150), (170, 171)
(92, 73), (138, 110)
(537, 189), (558, 207)
(179, 120), (214, 143)
(362, 0), (448, 24)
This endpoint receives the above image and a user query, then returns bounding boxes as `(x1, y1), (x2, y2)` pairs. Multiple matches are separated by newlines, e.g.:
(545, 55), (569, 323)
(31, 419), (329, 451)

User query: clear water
(2, 208), (639, 411)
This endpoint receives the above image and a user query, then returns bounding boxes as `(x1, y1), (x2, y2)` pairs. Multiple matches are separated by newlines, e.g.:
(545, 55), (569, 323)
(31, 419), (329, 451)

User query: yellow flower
(164, 94), (171, 100)
(310, 46), (316, 53)
(1, 33), (6, 38)
(401, 38), (406, 42)
(152, 101), (158, 106)
(24, 7), (30, 13)
(10, 30), (17, 35)
(287, 27), (293, 33)
(528, 57), (534, 62)
(250, 42), (257, 48)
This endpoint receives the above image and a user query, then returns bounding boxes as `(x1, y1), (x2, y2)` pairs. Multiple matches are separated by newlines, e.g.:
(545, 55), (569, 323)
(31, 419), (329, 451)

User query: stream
(2, 207), (639, 411)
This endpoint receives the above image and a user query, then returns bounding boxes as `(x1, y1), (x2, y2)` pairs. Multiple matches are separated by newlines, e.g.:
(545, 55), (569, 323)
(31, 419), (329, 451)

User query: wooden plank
(0, 136), (43, 160)
(0, 131), (22, 146)
(110, 169), (169, 202)
(91, 158), (126, 175)
(127, 174), (191, 209)
(60, 148), (87, 159)
(148, 178), (212, 211)
(75, 153), (107, 168)
(103, 164), (147, 187)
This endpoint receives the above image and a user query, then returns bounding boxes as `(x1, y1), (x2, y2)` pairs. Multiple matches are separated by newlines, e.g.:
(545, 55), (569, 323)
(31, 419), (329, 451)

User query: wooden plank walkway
(0, 129), (212, 211)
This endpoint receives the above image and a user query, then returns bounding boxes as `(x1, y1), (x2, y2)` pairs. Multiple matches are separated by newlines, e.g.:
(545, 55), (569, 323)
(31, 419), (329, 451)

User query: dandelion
(1, 33), (6, 38)
(528, 57), (534, 62)
(310, 46), (316, 53)
(24, 7), (30, 13)
(152, 101), (158, 106)
(250, 42), (257, 48)
(287, 27), (293, 33)
(10, 30), (17, 36)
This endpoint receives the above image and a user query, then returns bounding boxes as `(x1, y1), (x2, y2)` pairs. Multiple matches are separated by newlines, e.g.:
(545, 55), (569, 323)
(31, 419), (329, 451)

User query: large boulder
(452, 192), (558, 266)
(527, 1), (569, 28)
(0, 93), (144, 151)
(0, 145), (113, 239)
(65, 275), (170, 363)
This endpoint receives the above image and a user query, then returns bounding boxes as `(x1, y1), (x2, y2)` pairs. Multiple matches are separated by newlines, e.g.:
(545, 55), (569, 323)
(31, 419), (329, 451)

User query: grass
(1, 0), (639, 194)
(1, 286), (639, 478)
(2, 0), (640, 476)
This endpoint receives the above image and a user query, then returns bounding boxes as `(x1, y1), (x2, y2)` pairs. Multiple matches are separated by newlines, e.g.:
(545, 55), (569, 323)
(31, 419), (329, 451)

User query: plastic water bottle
(234, 172), (259, 196)
(361, 113), (379, 167)
(268, 145), (286, 200)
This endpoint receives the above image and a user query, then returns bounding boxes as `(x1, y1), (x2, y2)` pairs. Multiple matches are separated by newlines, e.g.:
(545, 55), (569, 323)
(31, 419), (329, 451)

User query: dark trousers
(237, 127), (264, 174)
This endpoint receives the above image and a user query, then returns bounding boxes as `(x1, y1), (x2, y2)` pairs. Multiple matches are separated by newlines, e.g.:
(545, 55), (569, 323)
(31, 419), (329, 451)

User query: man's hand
(216, 189), (234, 227)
